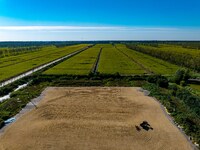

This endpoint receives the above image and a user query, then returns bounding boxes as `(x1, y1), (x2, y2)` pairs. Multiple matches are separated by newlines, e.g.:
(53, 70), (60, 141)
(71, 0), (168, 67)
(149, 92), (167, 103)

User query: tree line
(126, 44), (200, 72)
(0, 47), (41, 58)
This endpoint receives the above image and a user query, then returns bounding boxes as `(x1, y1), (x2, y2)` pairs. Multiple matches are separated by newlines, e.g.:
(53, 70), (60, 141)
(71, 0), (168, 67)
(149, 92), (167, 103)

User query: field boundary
(138, 88), (198, 150)
(115, 45), (153, 74)
(91, 47), (103, 74)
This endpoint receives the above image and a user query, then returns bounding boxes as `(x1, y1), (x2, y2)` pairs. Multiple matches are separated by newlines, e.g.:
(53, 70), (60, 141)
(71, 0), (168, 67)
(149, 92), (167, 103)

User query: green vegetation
(142, 74), (200, 145)
(127, 44), (200, 72)
(116, 44), (180, 75)
(0, 44), (89, 82)
(173, 68), (191, 85)
(169, 42), (200, 50)
(0, 81), (48, 121)
(187, 84), (200, 96)
(44, 44), (102, 75)
(1, 43), (195, 80)
(98, 44), (146, 75)
(0, 41), (91, 48)
(190, 84), (200, 91)
(0, 46), (41, 58)
(0, 77), (30, 97)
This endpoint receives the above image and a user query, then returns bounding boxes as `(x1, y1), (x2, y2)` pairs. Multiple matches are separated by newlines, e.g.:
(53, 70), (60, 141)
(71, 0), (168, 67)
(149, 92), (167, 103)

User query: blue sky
(0, 0), (200, 41)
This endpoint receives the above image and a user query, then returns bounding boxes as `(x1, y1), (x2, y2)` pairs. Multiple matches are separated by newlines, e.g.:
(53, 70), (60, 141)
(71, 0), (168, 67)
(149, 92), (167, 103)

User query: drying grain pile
(0, 87), (192, 150)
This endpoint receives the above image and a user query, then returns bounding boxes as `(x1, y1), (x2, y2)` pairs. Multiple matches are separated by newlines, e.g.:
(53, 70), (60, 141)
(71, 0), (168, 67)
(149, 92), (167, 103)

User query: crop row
(44, 44), (102, 75)
(115, 44), (180, 75)
(0, 44), (89, 82)
(127, 44), (200, 72)
(0, 46), (41, 58)
(98, 44), (146, 75)
(45, 44), (181, 75)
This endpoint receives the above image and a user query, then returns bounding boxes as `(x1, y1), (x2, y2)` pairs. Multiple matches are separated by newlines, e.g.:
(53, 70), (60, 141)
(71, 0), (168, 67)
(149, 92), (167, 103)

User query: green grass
(98, 44), (146, 75)
(0, 44), (89, 82)
(44, 44), (102, 75)
(190, 84), (200, 91)
(116, 44), (180, 75)
(189, 84), (200, 95)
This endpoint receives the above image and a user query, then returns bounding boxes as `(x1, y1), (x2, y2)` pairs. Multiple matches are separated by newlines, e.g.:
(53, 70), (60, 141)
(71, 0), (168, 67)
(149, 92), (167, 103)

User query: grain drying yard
(0, 87), (193, 150)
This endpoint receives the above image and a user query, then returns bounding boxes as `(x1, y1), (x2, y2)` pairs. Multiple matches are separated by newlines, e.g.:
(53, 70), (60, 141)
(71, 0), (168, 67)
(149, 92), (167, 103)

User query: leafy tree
(147, 75), (169, 88)
(174, 69), (191, 85)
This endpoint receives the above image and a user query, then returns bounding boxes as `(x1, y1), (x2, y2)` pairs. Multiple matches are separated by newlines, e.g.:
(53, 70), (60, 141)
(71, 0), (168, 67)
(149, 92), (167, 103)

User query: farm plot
(0, 44), (89, 82)
(0, 46), (54, 68)
(44, 45), (102, 75)
(98, 44), (146, 75)
(127, 44), (200, 72)
(115, 44), (180, 75)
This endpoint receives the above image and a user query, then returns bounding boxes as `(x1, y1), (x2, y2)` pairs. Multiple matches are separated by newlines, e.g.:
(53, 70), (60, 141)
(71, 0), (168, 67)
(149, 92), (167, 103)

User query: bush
(147, 75), (169, 88)
(176, 88), (200, 117)
(168, 83), (178, 96)
(174, 69), (191, 85)
(0, 118), (5, 129)
(180, 80), (186, 86)
(157, 77), (169, 88)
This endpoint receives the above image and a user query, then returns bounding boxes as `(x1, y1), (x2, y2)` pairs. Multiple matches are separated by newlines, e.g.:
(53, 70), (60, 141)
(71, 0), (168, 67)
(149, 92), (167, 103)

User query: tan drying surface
(0, 87), (192, 150)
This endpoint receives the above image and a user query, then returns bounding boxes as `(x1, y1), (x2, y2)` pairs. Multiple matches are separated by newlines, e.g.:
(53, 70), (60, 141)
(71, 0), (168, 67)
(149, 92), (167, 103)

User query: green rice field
(44, 44), (185, 75)
(44, 44), (102, 75)
(1, 43), (195, 80)
(0, 44), (89, 82)
(115, 44), (180, 75)
(98, 44), (146, 75)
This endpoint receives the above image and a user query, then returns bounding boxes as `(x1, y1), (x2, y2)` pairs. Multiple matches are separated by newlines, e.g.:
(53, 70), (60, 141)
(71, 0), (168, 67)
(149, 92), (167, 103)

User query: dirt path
(0, 87), (193, 150)
(91, 48), (103, 74)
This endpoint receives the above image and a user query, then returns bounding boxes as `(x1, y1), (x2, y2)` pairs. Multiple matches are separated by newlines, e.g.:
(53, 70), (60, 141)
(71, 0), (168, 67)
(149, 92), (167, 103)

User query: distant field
(127, 44), (200, 72)
(116, 44), (180, 75)
(44, 44), (102, 75)
(98, 44), (146, 75)
(0, 44), (89, 82)
(1, 43), (197, 81)
(44, 44), (183, 75)
(0, 46), (40, 58)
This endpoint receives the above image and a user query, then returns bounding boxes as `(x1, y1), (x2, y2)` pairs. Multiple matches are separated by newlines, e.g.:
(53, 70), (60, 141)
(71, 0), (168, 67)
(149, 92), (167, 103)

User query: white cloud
(0, 26), (179, 32)
(0, 26), (199, 41)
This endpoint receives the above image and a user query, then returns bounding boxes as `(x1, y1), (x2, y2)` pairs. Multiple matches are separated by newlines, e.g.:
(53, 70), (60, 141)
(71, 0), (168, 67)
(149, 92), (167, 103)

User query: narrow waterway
(0, 83), (29, 102)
